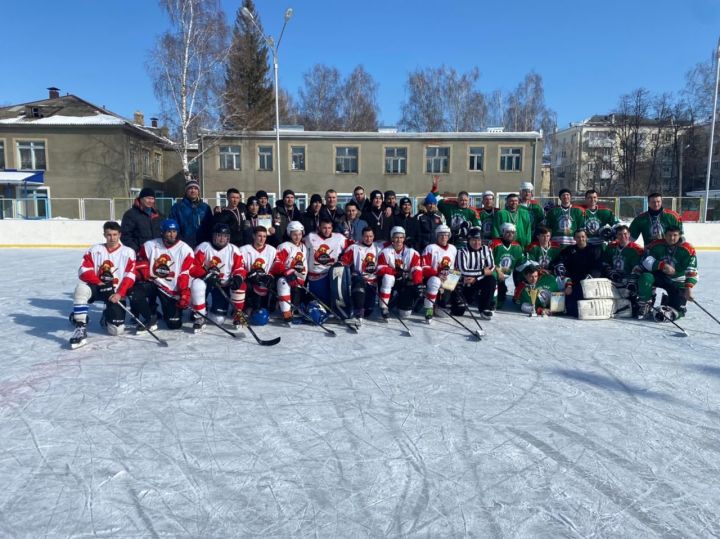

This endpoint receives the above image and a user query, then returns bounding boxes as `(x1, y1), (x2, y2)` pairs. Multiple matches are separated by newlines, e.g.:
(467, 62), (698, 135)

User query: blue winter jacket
(169, 197), (213, 249)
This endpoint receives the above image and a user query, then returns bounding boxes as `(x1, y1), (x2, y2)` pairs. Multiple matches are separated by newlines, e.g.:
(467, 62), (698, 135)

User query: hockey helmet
(212, 222), (231, 236)
(306, 301), (330, 325)
(286, 221), (305, 234)
(482, 190), (494, 199)
(390, 226), (406, 238)
(435, 224), (451, 237)
(500, 222), (516, 234)
(520, 182), (534, 192)
(160, 219), (179, 233)
(250, 308), (269, 326)
(467, 226), (483, 240)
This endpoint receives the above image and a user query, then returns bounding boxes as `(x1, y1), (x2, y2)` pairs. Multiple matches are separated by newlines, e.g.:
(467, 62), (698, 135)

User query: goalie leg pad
(577, 299), (615, 320)
(581, 278), (615, 299)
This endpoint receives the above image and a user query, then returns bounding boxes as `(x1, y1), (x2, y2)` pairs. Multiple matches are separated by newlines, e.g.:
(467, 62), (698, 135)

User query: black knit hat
(256, 190), (269, 199)
(246, 196), (259, 207)
(310, 193), (323, 204)
(138, 187), (155, 199)
(370, 189), (383, 200)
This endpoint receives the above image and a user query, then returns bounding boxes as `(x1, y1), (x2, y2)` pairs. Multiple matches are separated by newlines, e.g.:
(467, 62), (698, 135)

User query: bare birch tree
(342, 65), (379, 131)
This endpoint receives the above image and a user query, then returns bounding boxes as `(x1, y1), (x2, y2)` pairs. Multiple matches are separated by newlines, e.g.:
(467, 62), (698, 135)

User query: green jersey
(601, 241), (644, 278)
(514, 273), (564, 309)
(492, 209), (533, 248)
(629, 209), (683, 245)
(490, 239), (525, 276)
(583, 206), (619, 245)
(437, 198), (479, 247)
(545, 205), (586, 246)
(642, 239), (698, 288)
(525, 241), (562, 270)
(479, 208), (496, 244)
(519, 200), (545, 231)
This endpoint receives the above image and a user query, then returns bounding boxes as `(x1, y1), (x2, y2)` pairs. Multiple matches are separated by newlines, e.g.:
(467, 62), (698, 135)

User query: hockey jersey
(545, 205), (586, 246)
(583, 206), (618, 245)
(304, 232), (350, 281)
(273, 241), (309, 282)
(514, 273), (565, 308)
(79, 243), (136, 297)
(238, 243), (279, 276)
(602, 241), (644, 277)
(492, 209), (532, 248)
(525, 241), (562, 271)
(490, 239), (525, 276)
(377, 245), (423, 284)
(137, 238), (194, 296)
(642, 240), (698, 288)
(191, 242), (246, 283)
(421, 243), (457, 280)
(630, 209), (683, 245)
(340, 242), (380, 284)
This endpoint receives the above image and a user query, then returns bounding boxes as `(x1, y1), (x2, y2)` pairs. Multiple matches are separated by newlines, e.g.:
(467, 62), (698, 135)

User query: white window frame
(384, 145), (408, 175)
(335, 145), (359, 174)
(142, 149), (151, 177)
(153, 152), (163, 180)
(16, 139), (47, 170)
(468, 145), (485, 172)
(425, 145), (450, 174)
(219, 145), (241, 170)
(290, 145), (306, 171)
(499, 146), (523, 172)
(257, 144), (274, 171)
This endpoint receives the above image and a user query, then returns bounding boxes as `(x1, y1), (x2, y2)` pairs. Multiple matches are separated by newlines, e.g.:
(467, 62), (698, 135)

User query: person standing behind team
(169, 179), (213, 249)
(120, 187), (163, 252)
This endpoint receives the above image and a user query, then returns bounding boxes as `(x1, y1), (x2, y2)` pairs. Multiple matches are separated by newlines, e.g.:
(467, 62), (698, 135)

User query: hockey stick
(117, 301), (169, 347)
(691, 299), (720, 326)
(300, 284), (362, 334)
(192, 308), (240, 339)
(378, 295), (413, 337)
(454, 289), (486, 337)
(267, 286), (336, 336)
(652, 306), (688, 337)
(424, 295), (482, 340)
(215, 287), (281, 346)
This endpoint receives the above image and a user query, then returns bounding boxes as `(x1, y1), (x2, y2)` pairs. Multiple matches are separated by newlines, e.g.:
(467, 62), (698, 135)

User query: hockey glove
(204, 266), (221, 288)
(230, 274), (244, 290)
(97, 283), (115, 301)
(247, 269), (264, 283)
(176, 289), (191, 310)
(416, 284), (427, 299)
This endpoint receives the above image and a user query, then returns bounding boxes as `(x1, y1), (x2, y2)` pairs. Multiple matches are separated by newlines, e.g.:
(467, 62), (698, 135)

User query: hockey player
(601, 224), (644, 287)
(430, 176), (479, 248)
(189, 223), (247, 332)
(545, 189), (586, 246)
(630, 192), (683, 245)
(377, 226), (423, 319)
(274, 221), (309, 323)
(555, 229), (604, 317)
(304, 219), (351, 304)
(583, 189), (619, 246)
(478, 191), (496, 245)
(69, 221), (137, 348)
(514, 265), (569, 316)
(238, 226), (279, 317)
(636, 225), (697, 321)
(339, 226), (380, 327)
(452, 226), (496, 319)
(133, 219), (195, 330)
(518, 182), (545, 232)
(421, 224), (457, 321)
(492, 193), (532, 248)
(525, 226), (562, 271)
(490, 222), (526, 309)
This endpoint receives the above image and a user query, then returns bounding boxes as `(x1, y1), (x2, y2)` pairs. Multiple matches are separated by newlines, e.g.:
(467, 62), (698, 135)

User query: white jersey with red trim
(377, 245), (423, 284)
(341, 242), (380, 284)
(274, 241), (308, 275)
(79, 243), (136, 296)
(304, 232), (350, 280)
(238, 243), (278, 275)
(193, 242), (244, 284)
(139, 238), (194, 295)
(421, 243), (457, 278)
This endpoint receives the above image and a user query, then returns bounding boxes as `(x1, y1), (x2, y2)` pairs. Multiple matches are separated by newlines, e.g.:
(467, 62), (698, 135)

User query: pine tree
(223, 0), (274, 130)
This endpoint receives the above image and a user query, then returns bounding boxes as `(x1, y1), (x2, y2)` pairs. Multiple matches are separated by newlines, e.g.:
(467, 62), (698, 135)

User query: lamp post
(703, 36), (720, 222)
(242, 6), (293, 201)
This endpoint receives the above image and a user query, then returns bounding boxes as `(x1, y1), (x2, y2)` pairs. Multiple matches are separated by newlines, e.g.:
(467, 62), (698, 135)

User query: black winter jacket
(120, 199), (163, 252)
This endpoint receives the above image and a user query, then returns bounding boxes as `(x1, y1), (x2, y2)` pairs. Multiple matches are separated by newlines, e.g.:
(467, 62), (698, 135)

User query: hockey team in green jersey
(525, 226), (562, 271)
(514, 265), (569, 316)
(492, 193), (533, 248)
(545, 188), (586, 246)
(582, 189), (619, 245)
(490, 223), (526, 307)
(430, 177), (479, 248)
(629, 193), (683, 244)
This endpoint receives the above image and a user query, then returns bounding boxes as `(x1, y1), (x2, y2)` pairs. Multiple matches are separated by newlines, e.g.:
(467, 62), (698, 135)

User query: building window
(291, 146), (306, 171)
(258, 145), (273, 171)
(142, 150), (150, 176)
(153, 152), (162, 179)
(336, 146), (359, 173)
(468, 147), (484, 171)
(425, 146), (450, 174)
(0, 141), (5, 169)
(17, 141), (47, 170)
(385, 147), (407, 174)
(219, 145), (241, 170)
(499, 147), (522, 171)
(129, 146), (137, 176)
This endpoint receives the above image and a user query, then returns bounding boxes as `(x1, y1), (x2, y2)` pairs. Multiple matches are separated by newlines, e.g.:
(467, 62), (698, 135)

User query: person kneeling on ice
(514, 264), (570, 316)
(338, 226), (381, 328)
(273, 221), (309, 324)
(69, 221), (137, 349)
(376, 226), (423, 320)
(636, 225), (698, 321)
(238, 226), (280, 320)
(133, 219), (195, 330)
(420, 224), (457, 322)
(452, 226), (496, 319)
(490, 222), (525, 309)
(189, 223), (247, 332)
(601, 224), (644, 315)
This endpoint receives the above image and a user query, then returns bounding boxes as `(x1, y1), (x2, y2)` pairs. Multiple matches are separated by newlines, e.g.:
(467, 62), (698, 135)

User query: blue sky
(1, 0), (718, 129)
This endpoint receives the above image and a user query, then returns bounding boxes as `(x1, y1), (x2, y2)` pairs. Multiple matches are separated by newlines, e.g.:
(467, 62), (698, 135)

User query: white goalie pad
(550, 292), (566, 313)
(441, 270), (461, 291)
(581, 278), (618, 299)
(578, 298), (633, 320)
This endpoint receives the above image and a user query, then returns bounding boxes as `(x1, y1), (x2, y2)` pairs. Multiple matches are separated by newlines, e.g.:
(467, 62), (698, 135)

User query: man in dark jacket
(302, 194), (324, 234)
(272, 189), (302, 244)
(416, 192), (446, 251)
(214, 187), (245, 246)
(120, 187), (163, 252)
(319, 189), (345, 232)
(393, 197), (420, 249)
(362, 190), (392, 242)
(169, 179), (213, 249)
(556, 228), (604, 317)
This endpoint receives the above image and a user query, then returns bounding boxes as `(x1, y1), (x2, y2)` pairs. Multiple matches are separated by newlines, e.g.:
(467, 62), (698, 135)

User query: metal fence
(0, 195), (718, 222)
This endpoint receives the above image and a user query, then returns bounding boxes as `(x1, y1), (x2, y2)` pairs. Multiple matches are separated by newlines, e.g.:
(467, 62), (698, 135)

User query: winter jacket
(301, 209), (322, 235)
(319, 206), (345, 232)
(392, 213), (421, 249)
(214, 206), (245, 246)
(362, 207), (393, 242)
(272, 203), (302, 244)
(120, 199), (163, 252)
(169, 197), (213, 249)
(416, 210), (446, 251)
(339, 217), (369, 243)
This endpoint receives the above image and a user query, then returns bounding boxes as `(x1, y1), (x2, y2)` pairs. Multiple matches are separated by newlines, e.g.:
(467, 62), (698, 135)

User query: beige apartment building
(198, 128), (543, 203)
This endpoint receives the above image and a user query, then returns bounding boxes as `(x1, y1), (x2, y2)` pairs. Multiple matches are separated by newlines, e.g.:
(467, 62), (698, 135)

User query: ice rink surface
(1, 249), (720, 537)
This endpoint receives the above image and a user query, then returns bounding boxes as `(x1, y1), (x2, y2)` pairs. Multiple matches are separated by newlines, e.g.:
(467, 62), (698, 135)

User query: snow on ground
(1, 249), (720, 537)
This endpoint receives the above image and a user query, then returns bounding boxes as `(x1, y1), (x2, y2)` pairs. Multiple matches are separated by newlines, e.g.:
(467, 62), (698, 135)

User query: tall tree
(399, 66), (487, 131)
(296, 65), (344, 130)
(683, 52), (717, 121)
(223, 0), (274, 130)
(147, 0), (228, 179)
(503, 71), (555, 135)
(342, 65), (379, 131)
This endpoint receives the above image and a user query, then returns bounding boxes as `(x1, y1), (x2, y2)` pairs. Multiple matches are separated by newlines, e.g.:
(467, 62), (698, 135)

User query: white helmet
(435, 224), (451, 237)
(482, 190), (494, 199)
(520, 182), (534, 192)
(286, 221), (304, 234)
(500, 222), (516, 234)
(390, 226), (406, 237)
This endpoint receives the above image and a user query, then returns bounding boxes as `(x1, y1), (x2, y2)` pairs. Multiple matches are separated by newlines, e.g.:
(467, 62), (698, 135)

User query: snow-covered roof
(0, 113), (125, 126)
(209, 129), (543, 141)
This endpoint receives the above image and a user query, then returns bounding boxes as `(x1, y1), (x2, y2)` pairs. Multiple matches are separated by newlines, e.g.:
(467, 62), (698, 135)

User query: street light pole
(703, 36), (720, 222)
(242, 7), (293, 202)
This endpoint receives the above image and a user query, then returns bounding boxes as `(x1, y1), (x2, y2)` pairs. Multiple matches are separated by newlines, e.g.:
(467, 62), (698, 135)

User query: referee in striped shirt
(451, 227), (497, 319)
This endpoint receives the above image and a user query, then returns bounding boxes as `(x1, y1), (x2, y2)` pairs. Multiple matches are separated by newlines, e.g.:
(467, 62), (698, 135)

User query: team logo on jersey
(438, 255), (452, 277)
(586, 216), (600, 234)
(208, 256), (225, 278)
(539, 254), (550, 268)
(363, 252), (377, 273)
(251, 258), (266, 271)
(651, 218), (664, 240)
(394, 257), (406, 276)
(482, 220), (492, 237)
(98, 260), (117, 285)
(315, 244), (332, 265)
(153, 254), (175, 279)
(291, 252), (305, 273)
(613, 254), (625, 272)
(499, 255), (513, 270)
(559, 215), (573, 235)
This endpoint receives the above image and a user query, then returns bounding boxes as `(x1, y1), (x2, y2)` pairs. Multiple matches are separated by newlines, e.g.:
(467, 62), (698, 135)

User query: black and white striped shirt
(456, 246), (494, 279)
